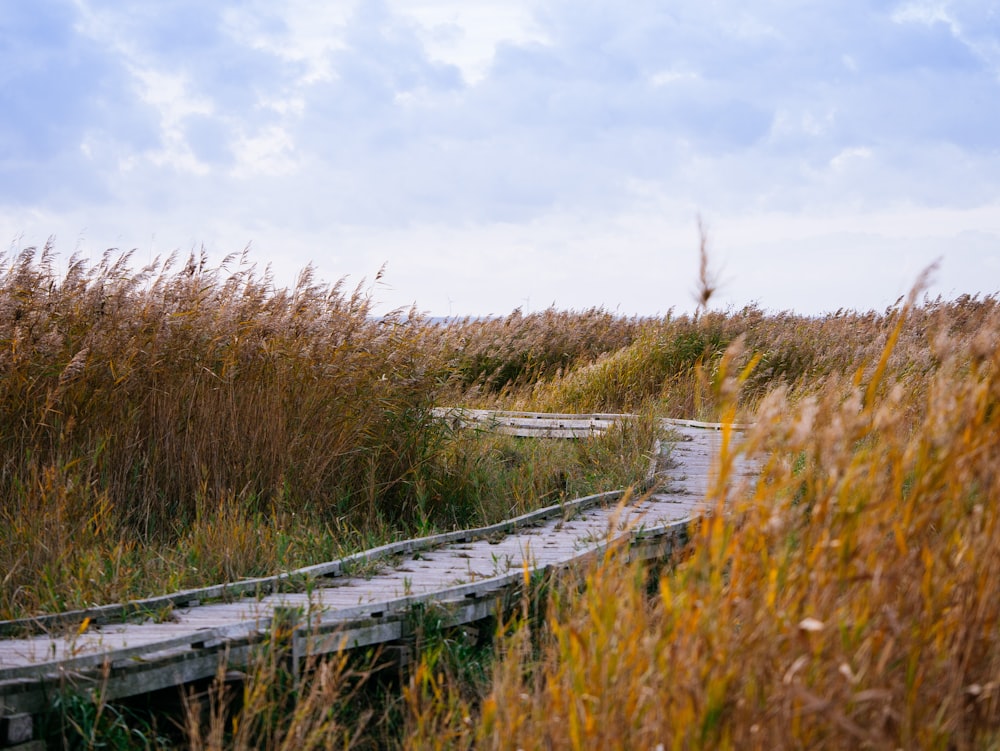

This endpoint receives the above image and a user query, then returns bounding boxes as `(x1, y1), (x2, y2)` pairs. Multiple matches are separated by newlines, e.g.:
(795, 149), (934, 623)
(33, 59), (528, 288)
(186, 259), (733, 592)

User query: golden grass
(446, 295), (998, 424)
(6, 241), (1000, 748)
(0, 246), (655, 619)
(404, 291), (1000, 749)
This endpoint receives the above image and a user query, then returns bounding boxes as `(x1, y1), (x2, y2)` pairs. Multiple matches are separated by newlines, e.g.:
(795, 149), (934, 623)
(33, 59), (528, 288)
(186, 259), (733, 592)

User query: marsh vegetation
(3, 245), (998, 748)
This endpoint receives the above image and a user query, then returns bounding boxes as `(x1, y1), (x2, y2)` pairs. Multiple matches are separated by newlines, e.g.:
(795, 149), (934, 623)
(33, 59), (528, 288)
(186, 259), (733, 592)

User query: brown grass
(404, 291), (1000, 749)
(442, 295), (998, 423)
(6, 240), (1000, 748)
(0, 246), (651, 619)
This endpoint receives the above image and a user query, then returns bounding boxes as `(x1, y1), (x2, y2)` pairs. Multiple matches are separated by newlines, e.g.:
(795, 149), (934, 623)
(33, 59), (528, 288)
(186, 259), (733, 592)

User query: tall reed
(0, 247), (651, 619)
(435, 296), (998, 421)
(406, 294), (1000, 749)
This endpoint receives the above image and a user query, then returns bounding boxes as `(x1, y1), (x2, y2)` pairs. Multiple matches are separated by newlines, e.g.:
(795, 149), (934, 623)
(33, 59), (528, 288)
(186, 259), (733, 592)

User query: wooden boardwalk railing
(0, 411), (757, 747)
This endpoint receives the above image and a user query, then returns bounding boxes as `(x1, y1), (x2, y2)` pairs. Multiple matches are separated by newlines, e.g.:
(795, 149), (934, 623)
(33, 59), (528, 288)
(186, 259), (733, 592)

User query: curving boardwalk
(0, 416), (757, 738)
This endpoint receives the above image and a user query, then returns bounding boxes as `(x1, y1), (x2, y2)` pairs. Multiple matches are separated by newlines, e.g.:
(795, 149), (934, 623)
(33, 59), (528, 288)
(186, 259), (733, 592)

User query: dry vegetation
(406, 290), (1000, 750)
(4, 243), (999, 748)
(0, 246), (649, 620)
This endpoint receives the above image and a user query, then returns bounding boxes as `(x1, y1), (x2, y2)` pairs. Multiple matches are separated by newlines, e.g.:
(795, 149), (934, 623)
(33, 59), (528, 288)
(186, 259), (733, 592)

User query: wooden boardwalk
(0, 415), (757, 737)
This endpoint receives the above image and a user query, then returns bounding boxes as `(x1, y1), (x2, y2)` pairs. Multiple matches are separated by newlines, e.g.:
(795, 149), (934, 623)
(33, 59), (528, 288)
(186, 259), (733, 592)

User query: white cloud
(390, 1), (548, 85)
(230, 125), (299, 178)
(829, 146), (873, 172)
(2, 0), (999, 316)
(892, 0), (1000, 78)
(892, 1), (957, 29)
(128, 68), (216, 175)
(220, 1), (352, 84)
(649, 68), (701, 87)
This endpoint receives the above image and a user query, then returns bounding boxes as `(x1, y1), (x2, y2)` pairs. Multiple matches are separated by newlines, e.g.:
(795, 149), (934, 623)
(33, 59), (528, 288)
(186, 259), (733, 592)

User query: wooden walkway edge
(432, 408), (753, 437)
(0, 412), (758, 737)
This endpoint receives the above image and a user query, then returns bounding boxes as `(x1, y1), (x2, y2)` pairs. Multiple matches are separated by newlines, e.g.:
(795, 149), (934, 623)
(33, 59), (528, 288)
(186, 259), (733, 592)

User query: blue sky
(2, 1), (998, 316)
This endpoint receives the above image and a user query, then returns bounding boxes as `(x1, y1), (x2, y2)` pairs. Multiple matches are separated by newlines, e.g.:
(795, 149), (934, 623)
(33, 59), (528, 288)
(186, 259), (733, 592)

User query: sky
(1, 1), (999, 317)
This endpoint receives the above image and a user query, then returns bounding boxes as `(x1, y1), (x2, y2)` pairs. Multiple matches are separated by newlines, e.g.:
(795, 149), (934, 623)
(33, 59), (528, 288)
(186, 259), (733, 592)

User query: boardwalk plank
(0, 418), (758, 706)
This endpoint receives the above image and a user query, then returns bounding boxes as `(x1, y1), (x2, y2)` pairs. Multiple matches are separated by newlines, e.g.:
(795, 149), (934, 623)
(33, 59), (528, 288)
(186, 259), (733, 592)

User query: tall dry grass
(436, 296), (998, 422)
(0, 246), (652, 619)
(183, 637), (370, 751)
(404, 294), (1000, 749)
(7, 240), (1000, 748)
(429, 307), (644, 400)
(0, 245), (442, 616)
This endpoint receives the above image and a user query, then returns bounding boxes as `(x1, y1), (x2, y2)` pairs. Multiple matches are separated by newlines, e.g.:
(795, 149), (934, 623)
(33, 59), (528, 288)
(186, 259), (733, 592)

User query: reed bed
(6, 242), (1000, 748)
(432, 294), (998, 423)
(429, 307), (644, 398)
(0, 246), (650, 620)
(406, 291), (1000, 749)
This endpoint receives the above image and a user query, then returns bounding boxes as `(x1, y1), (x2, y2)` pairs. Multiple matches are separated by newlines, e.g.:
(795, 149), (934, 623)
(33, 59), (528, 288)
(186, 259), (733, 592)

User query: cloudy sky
(2, 1), (999, 316)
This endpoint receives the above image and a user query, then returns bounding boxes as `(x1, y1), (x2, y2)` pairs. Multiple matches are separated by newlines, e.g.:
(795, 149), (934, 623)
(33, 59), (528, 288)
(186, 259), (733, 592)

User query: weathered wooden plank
(0, 712), (33, 745)
(492, 427), (601, 438)
(491, 417), (609, 429)
(0, 417), (759, 713)
(0, 620), (265, 683)
(0, 487), (631, 639)
(305, 619), (405, 655)
(433, 407), (752, 433)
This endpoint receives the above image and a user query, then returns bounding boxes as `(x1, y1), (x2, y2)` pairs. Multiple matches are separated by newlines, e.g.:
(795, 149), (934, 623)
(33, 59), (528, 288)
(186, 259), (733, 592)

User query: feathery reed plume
(58, 346), (90, 387)
(693, 213), (719, 315)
